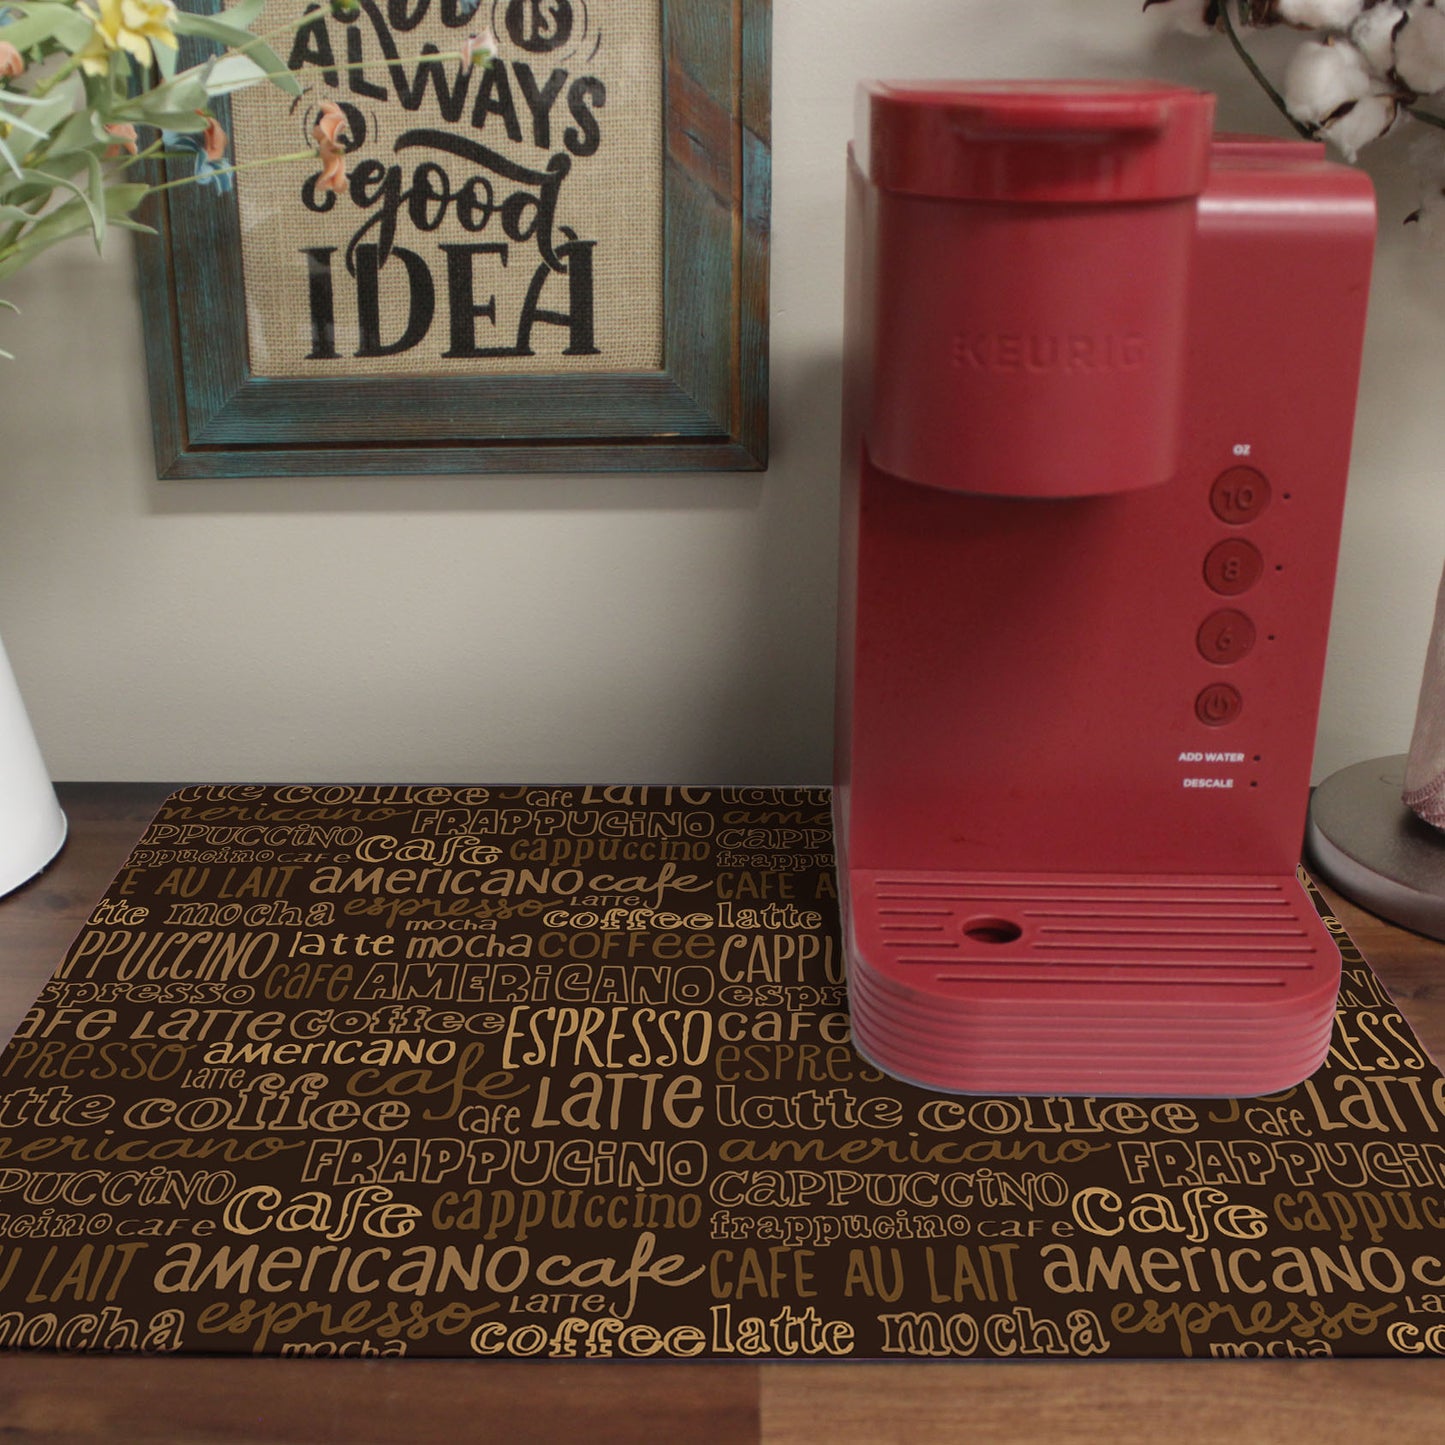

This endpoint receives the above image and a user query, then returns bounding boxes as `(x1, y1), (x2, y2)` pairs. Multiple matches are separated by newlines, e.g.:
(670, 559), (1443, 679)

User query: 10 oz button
(1210, 466), (1271, 525)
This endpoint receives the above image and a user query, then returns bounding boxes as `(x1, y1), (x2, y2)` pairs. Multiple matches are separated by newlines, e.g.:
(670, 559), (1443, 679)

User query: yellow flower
(78, 0), (179, 76)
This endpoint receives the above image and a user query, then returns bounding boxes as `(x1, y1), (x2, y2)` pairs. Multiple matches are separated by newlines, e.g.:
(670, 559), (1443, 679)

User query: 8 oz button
(1210, 466), (1271, 525)
(1198, 609), (1256, 664)
(1196, 684), (1243, 726)
(1204, 538), (1263, 596)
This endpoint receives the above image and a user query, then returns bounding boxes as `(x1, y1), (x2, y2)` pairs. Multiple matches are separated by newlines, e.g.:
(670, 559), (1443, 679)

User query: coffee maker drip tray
(843, 869), (1341, 1098)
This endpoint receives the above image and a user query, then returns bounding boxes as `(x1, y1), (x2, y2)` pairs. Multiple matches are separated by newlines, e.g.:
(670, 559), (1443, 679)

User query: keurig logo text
(951, 332), (1148, 374)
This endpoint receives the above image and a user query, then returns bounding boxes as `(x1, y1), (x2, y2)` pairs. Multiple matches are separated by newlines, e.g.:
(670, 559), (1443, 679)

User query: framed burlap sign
(135, 0), (769, 476)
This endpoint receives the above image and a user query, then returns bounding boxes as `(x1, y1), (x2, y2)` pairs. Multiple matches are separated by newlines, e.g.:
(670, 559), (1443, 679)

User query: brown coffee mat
(0, 786), (1442, 1359)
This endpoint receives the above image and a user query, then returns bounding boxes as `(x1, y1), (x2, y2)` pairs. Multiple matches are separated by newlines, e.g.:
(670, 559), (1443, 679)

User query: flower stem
(115, 138), (171, 173)
(143, 145), (318, 192)
(131, 45), (483, 111)
(1216, 0), (1316, 140)
(29, 55), (80, 102)
(1406, 106), (1445, 132)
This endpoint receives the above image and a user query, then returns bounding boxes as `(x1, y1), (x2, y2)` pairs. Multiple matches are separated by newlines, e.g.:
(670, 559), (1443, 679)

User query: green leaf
(8, 149), (98, 190)
(20, 88), (76, 137)
(221, 0), (267, 32)
(109, 214), (156, 235)
(106, 182), (148, 214)
(22, 163), (99, 237)
(123, 103), (208, 130)
(242, 39), (301, 96)
(201, 52), (284, 95)
(45, 107), (109, 155)
(154, 36), (178, 81)
(0, 85), (79, 106)
(0, 176), (42, 204)
(0, 107), (52, 142)
(172, 11), (263, 48)
(0, 87), (74, 145)
(115, 69), (211, 127)
(0, 3), (97, 55)
(171, 14), (301, 96)
(0, 181), (144, 278)
(81, 144), (104, 249)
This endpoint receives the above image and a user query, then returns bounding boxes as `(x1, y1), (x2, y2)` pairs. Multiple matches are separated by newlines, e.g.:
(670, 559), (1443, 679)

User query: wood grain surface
(1, 784), (1443, 1444)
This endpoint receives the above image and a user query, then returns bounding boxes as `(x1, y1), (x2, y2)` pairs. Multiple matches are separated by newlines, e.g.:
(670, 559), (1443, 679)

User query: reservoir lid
(858, 80), (1216, 203)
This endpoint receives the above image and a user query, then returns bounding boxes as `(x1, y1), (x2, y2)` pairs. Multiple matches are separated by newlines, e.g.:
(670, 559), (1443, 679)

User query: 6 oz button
(1198, 609), (1256, 665)
(1204, 539), (1263, 596)
(1210, 466), (1271, 525)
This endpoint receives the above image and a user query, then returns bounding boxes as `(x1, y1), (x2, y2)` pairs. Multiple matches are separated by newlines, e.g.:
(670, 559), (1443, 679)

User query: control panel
(1195, 464), (1271, 726)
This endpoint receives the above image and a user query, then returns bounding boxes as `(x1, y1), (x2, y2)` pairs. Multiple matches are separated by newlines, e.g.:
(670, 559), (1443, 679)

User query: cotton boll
(1276, 0), (1368, 30)
(1285, 36), (1375, 118)
(1350, 2), (1410, 77)
(1284, 37), (1400, 157)
(1324, 91), (1402, 156)
(1394, 4), (1445, 93)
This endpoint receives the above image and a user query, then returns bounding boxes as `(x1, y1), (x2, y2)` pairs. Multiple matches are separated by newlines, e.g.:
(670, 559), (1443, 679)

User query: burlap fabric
(228, 0), (663, 376)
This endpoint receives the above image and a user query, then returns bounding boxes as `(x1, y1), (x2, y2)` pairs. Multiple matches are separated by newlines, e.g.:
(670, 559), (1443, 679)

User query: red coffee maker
(834, 81), (1376, 1096)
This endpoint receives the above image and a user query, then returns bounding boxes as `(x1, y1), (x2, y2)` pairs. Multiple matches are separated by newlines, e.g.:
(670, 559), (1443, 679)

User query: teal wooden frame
(135, 0), (770, 477)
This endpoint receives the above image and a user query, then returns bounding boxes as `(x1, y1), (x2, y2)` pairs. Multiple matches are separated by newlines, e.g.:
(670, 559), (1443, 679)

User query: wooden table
(1, 784), (1443, 1444)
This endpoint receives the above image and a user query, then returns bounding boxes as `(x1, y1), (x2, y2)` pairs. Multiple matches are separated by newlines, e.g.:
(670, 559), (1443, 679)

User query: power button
(1196, 684), (1243, 727)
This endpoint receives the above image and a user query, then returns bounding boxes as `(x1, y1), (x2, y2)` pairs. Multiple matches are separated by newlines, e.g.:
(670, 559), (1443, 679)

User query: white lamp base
(0, 636), (66, 897)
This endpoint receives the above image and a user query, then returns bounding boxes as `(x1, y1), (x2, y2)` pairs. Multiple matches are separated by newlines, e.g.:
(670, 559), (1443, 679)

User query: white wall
(1, 0), (1440, 785)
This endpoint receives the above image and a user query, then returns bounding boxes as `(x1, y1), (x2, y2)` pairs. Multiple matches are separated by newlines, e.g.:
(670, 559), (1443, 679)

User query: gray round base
(1306, 753), (1445, 941)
